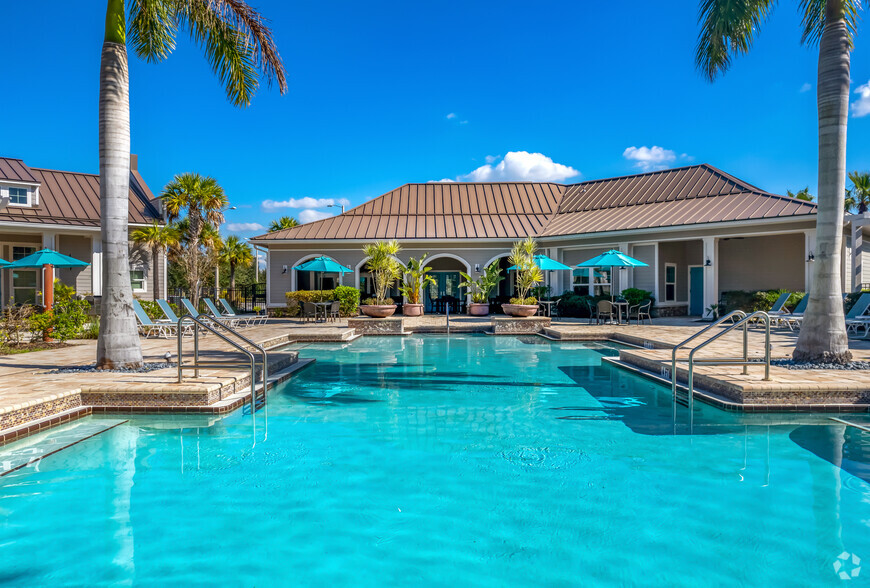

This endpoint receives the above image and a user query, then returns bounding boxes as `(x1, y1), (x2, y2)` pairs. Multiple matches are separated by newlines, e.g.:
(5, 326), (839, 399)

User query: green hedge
(719, 290), (805, 313)
(285, 288), (360, 317)
(555, 289), (655, 318)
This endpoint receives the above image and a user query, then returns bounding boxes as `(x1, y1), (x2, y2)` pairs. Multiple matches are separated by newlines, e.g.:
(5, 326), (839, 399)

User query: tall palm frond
(269, 216), (299, 232)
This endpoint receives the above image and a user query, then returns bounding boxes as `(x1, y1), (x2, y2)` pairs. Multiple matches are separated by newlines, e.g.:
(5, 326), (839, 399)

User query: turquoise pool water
(2, 335), (870, 586)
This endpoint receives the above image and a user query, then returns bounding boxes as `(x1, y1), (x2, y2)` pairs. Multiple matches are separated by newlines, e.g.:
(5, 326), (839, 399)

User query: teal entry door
(689, 266), (704, 316)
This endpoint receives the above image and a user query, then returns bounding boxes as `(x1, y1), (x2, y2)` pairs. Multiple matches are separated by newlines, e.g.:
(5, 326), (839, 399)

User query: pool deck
(3, 315), (870, 444)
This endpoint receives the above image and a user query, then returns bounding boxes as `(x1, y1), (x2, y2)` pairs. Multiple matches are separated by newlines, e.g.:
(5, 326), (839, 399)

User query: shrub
(720, 289), (804, 313)
(286, 288), (361, 317)
(619, 288), (653, 307)
(28, 299), (91, 343)
(362, 297), (394, 305)
(334, 286), (361, 316)
(0, 305), (34, 346)
(79, 316), (100, 339)
(509, 296), (538, 305)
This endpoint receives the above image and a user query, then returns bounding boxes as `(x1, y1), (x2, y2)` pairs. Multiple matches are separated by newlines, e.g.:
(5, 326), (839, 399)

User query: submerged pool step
(0, 419), (128, 477)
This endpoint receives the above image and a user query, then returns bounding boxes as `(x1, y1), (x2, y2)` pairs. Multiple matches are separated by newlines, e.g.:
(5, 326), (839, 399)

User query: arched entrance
(355, 256), (406, 302)
(290, 254), (345, 291)
(482, 253), (514, 306)
(424, 254), (471, 313)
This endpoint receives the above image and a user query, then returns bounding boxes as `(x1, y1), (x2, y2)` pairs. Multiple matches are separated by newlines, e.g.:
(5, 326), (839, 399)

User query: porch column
(92, 236), (103, 296)
(804, 229), (816, 293)
(702, 237), (717, 319)
(618, 242), (630, 293)
(547, 246), (561, 295)
(42, 231), (56, 250)
(851, 219), (862, 292)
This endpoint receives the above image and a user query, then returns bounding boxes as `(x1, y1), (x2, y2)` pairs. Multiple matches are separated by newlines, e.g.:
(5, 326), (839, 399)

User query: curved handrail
(195, 314), (269, 400)
(671, 310), (746, 398)
(685, 311), (772, 414)
(176, 315), (264, 415)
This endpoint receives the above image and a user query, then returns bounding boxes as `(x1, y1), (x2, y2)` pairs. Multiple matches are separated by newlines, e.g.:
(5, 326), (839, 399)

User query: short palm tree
(219, 236), (254, 290)
(161, 174), (230, 307)
(509, 237), (544, 304)
(362, 240), (403, 305)
(787, 187), (814, 202)
(269, 216), (299, 232)
(696, 0), (862, 363)
(131, 222), (180, 296)
(847, 171), (870, 214)
(97, 0), (286, 368)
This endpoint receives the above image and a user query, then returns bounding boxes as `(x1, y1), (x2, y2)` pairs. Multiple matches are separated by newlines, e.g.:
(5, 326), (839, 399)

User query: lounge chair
(132, 299), (173, 338)
(845, 292), (870, 336)
(180, 298), (234, 328)
(767, 292), (792, 318)
(220, 298), (267, 326)
(203, 298), (242, 328)
(156, 299), (194, 336)
(779, 295), (809, 331)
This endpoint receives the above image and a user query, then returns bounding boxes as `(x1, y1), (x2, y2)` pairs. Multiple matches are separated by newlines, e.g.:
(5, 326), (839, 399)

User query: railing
(176, 314), (268, 414)
(445, 301), (451, 335)
(672, 311), (772, 414)
(671, 310), (746, 400)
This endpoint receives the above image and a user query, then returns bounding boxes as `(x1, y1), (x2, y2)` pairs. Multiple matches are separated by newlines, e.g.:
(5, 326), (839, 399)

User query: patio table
(313, 301), (332, 323)
(538, 300), (555, 317)
(612, 301), (629, 325)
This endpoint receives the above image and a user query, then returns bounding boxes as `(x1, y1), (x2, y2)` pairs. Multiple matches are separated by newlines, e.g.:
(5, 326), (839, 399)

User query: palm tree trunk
(794, 0), (852, 364)
(152, 246), (161, 298)
(230, 262), (236, 290)
(96, 0), (143, 368)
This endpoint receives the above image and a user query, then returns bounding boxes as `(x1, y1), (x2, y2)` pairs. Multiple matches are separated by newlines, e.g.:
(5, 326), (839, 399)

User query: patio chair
(300, 301), (318, 323)
(583, 298), (597, 324)
(156, 299), (194, 336)
(132, 299), (173, 338)
(629, 299), (652, 325)
(203, 298), (242, 328)
(550, 299), (562, 321)
(779, 295), (809, 331)
(327, 300), (340, 322)
(844, 292), (870, 336)
(220, 298), (267, 326)
(596, 300), (616, 324)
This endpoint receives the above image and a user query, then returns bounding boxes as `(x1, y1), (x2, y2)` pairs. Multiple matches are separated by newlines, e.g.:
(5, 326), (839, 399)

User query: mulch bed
(0, 341), (73, 355)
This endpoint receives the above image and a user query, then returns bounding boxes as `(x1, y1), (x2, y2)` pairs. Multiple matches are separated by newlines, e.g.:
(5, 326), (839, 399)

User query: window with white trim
(11, 246), (37, 304)
(665, 263), (676, 302)
(573, 268), (611, 296)
(130, 270), (146, 292)
(8, 187), (28, 206)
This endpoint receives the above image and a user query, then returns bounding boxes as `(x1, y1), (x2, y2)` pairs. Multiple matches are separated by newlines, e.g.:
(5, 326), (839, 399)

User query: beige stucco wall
(718, 233), (805, 292)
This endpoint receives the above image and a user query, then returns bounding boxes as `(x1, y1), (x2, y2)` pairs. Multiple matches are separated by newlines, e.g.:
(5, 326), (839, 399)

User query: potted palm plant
(360, 240), (403, 318)
(399, 254), (436, 316)
(503, 237), (544, 317)
(459, 261), (504, 316)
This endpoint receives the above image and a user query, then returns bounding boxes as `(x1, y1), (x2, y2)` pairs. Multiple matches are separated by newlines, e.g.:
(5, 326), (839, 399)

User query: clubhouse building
(252, 163), (868, 317)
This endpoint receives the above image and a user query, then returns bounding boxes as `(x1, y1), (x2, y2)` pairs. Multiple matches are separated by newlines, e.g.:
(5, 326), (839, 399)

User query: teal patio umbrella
(507, 254), (572, 299)
(293, 256), (352, 293)
(575, 249), (648, 302)
(0, 258), (10, 268)
(8, 248), (90, 308)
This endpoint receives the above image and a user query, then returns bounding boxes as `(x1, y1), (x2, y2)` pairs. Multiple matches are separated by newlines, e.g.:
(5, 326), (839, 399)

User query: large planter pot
(468, 303), (490, 316)
(502, 304), (539, 317)
(360, 304), (397, 318)
(402, 303), (424, 317)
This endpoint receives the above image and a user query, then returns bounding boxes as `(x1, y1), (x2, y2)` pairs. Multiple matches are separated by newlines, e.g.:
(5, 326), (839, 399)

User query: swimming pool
(2, 334), (869, 585)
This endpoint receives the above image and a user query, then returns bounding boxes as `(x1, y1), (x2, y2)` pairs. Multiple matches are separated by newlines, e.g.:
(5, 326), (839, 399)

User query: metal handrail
(446, 302), (450, 335)
(671, 310), (746, 399)
(176, 315), (268, 414)
(684, 311), (772, 414)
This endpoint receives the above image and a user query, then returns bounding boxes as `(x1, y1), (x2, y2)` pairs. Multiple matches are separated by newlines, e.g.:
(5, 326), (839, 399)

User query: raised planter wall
(348, 317), (407, 335)
(490, 316), (551, 334)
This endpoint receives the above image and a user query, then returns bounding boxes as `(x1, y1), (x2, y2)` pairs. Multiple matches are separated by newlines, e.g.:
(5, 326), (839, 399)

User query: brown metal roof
(0, 157), (39, 183)
(0, 164), (162, 227)
(251, 164), (818, 242)
(255, 182), (566, 241)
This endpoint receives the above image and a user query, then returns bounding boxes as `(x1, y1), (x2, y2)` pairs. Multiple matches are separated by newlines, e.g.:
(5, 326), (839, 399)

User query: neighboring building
(0, 155), (165, 307)
(250, 163), (857, 317)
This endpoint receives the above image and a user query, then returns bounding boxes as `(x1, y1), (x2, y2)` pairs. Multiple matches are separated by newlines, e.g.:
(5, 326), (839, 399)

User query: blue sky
(2, 1), (870, 236)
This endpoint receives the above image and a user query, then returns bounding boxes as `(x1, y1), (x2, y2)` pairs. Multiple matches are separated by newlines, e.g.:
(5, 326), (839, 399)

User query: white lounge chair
(132, 299), (174, 338)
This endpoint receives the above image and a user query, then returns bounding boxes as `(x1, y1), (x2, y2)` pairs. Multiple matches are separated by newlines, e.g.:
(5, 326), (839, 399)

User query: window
(8, 187), (28, 206)
(665, 263), (676, 302)
(131, 270), (146, 292)
(11, 246), (37, 304)
(573, 268), (611, 296)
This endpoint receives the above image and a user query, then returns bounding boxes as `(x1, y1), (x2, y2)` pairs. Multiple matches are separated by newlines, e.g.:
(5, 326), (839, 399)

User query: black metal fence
(167, 283), (266, 313)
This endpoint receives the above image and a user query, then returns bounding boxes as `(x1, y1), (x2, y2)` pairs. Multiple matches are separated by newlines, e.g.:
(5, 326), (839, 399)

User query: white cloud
(459, 120), (469, 125)
(851, 80), (870, 117)
(299, 209), (334, 224)
(446, 112), (456, 119)
(485, 154), (499, 164)
(262, 197), (350, 210)
(226, 222), (265, 232)
(800, 82), (812, 93)
(622, 145), (678, 172)
(449, 151), (579, 183)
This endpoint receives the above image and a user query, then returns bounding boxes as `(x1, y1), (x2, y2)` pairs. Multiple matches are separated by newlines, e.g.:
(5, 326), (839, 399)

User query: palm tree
(269, 216), (299, 232)
(696, 0), (861, 364)
(847, 171), (870, 214)
(97, 0), (286, 368)
(162, 173), (229, 307)
(131, 222), (180, 296)
(219, 236), (254, 289)
(787, 187), (814, 202)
